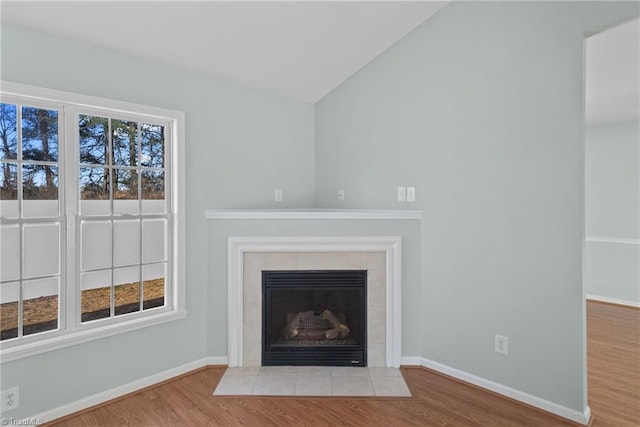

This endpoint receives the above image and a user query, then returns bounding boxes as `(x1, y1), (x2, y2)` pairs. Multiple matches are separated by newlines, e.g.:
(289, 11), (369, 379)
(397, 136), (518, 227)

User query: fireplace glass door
(262, 270), (366, 366)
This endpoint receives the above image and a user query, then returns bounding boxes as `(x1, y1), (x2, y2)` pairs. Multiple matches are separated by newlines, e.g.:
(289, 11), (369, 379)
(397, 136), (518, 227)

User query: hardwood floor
(50, 301), (639, 426)
(587, 301), (640, 427)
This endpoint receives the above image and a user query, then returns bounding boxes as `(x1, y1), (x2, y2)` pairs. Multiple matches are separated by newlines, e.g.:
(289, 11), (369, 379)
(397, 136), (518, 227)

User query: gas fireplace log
(321, 309), (350, 338)
(283, 310), (314, 339)
(325, 327), (341, 340)
(283, 311), (303, 339)
(296, 329), (329, 340)
(286, 312), (295, 325)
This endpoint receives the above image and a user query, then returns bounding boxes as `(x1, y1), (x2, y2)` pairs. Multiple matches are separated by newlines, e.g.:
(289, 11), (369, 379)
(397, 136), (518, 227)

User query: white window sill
(0, 309), (187, 363)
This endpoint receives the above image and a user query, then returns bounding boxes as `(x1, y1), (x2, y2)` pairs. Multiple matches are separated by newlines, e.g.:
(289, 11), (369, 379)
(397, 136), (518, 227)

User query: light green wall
(315, 1), (638, 412)
(0, 23), (315, 419)
(585, 121), (640, 304)
(586, 121), (639, 238)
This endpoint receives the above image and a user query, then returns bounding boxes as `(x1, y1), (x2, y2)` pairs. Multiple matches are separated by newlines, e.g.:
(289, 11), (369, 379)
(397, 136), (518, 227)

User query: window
(0, 101), (62, 341)
(77, 113), (169, 322)
(0, 82), (185, 361)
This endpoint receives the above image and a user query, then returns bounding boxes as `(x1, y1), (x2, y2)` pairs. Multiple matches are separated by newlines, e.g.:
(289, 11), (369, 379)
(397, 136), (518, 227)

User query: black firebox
(262, 270), (367, 366)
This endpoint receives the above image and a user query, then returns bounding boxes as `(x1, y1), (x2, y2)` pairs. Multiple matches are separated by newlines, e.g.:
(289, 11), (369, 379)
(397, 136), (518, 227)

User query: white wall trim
(1, 80), (183, 120)
(403, 357), (591, 425)
(206, 356), (230, 366)
(206, 209), (422, 220)
(585, 235), (640, 245)
(31, 358), (211, 424)
(400, 356), (423, 366)
(586, 294), (640, 308)
(227, 236), (403, 368)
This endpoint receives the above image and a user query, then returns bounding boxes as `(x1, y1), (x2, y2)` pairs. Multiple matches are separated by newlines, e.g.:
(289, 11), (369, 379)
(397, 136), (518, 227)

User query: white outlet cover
(337, 189), (345, 201)
(1, 386), (20, 411)
(495, 334), (509, 356)
(275, 188), (283, 202)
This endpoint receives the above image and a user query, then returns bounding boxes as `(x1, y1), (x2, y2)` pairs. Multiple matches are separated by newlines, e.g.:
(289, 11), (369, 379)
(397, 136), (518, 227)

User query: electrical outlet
(274, 188), (283, 202)
(495, 335), (509, 356)
(397, 186), (406, 202)
(337, 189), (345, 202)
(1, 387), (19, 411)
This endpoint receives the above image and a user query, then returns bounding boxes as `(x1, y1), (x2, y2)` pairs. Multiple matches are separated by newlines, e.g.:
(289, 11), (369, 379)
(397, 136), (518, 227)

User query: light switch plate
(397, 187), (406, 202)
(407, 187), (416, 202)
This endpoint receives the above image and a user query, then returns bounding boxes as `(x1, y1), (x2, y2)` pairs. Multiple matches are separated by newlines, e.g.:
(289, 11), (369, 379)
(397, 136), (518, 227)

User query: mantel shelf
(204, 209), (422, 220)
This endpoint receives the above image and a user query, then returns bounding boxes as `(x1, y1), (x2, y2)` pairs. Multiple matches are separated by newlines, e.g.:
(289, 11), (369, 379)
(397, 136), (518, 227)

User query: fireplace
(223, 235), (405, 368)
(262, 270), (367, 366)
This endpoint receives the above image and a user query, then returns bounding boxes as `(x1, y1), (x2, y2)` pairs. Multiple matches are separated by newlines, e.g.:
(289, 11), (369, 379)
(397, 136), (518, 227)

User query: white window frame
(0, 81), (186, 363)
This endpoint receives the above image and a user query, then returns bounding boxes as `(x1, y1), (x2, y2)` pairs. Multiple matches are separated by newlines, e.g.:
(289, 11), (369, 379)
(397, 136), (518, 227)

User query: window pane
(23, 223), (60, 278)
(22, 164), (58, 200)
(80, 167), (110, 216)
(0, 282), (19, 340)
(141, 170), (164, 199)
(81, 288), (111, 322)
(115, 282), (140, 316)
(114, 168), (138, 200)
(0, 225), (20, 281)
(140, 123), (164, 168)
(113, 220), (140, 267)
(141, 170), (165, 214)
(80, 167), (110, 200)
(143, 263), (165, 310)
(79, 115), (108, 165)
(114, 266), (140, 316)
(112, 119), (137, 166)
(142, 219), (167, 263)
(22, 106), (58, 162)
(0, 104), (17, 160)
(81, 221), (112, 271)
(81, 270), (111, 322)
(22, 277), (59, 336)
(0, 163), (18, 200)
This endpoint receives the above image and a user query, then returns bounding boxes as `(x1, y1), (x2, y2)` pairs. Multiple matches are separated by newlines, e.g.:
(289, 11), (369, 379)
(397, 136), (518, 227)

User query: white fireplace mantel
(205, 209), (422, 220)
(226, 235), (404, 368)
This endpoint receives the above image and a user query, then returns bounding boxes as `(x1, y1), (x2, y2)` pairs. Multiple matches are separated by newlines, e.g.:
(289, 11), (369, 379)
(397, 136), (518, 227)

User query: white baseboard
(28, 355), (592, 425)
(400, 356), (422, 366)
(403, 356), (590, 425)
(586, 294), (640, 308)
(33, 358), (211, 423)
(206, 356), (229, 365)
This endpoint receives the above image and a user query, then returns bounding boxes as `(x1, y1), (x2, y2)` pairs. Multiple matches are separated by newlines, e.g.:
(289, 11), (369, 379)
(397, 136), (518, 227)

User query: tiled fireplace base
(213, 366), (411, 397)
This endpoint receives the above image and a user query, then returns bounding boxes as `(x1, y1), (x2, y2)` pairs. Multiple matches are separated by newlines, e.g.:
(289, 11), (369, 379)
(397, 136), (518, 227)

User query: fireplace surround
(225, 235), (403, 368)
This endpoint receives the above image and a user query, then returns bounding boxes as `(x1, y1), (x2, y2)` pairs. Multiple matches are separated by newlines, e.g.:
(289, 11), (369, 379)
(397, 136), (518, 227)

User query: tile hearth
(213, 366), (411, 397)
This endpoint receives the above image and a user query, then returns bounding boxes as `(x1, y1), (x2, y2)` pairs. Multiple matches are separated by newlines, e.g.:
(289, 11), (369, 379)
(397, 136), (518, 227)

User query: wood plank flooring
(50, 301), (639, 426)
(587, 301), (640, 427)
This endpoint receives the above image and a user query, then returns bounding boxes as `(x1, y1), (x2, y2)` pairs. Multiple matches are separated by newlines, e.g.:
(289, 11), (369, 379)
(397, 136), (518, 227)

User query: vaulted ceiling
(0, 1), (448, 103)
(586, 17), (639, 125)
(1, 1), (637, 124)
